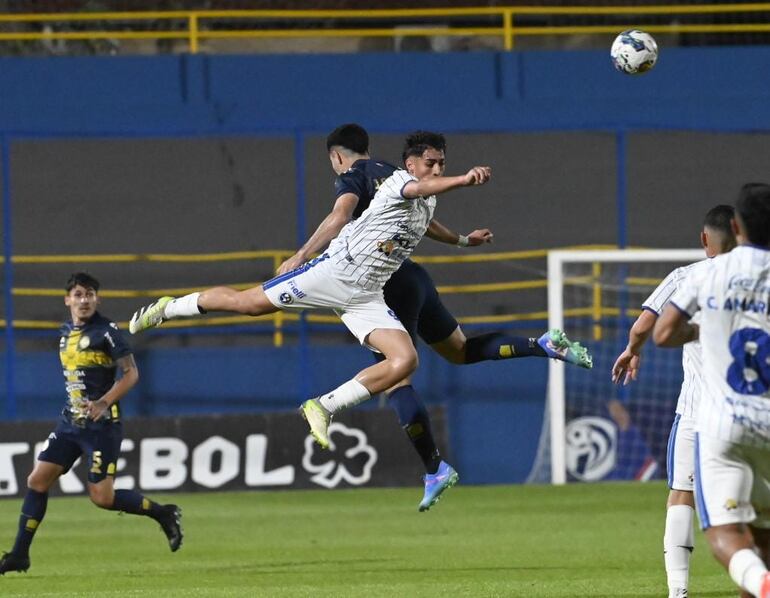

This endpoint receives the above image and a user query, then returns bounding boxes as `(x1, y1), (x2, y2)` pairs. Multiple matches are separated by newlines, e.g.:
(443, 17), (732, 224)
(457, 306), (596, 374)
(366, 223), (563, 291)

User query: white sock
(664, 504), (694, 594)
(318, 379), (371, 414)
(164, 293), (202, 319)
(729, 548), (768, 597)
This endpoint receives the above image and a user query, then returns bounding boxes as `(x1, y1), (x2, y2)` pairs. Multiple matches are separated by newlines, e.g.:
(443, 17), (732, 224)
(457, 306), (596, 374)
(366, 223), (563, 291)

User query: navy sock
(12, 489), (48, 558)
(111, 489), (164, 519)
(464, 332), (547, 364)
(388, 385), (441, 475)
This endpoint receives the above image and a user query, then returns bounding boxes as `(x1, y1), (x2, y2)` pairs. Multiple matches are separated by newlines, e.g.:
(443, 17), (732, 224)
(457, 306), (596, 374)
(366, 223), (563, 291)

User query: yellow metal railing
(1, 245), (642, 347)
(0, 5), (768, 52)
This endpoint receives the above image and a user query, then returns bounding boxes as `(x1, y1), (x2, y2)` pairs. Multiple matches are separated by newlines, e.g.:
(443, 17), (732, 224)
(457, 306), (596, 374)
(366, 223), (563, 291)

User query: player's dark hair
(326, 123), (369, 154)
(703, 204), (735, 236)
(65, 272), (100, 293)
(402, 131), (446, 163)
(736, 183), (770, 247)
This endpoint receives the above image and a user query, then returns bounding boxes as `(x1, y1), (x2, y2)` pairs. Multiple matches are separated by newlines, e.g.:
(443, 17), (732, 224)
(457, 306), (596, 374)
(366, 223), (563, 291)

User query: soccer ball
(610, 29), (658, 75)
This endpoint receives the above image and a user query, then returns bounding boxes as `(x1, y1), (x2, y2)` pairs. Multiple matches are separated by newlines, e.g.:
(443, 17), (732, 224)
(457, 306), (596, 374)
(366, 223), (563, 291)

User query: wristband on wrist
(456, 234), (470, 247)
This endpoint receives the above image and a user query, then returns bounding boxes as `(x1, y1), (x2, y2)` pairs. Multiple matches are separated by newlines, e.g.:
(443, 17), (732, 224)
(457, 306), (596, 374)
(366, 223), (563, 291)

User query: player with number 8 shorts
(654, 183), (770, 598)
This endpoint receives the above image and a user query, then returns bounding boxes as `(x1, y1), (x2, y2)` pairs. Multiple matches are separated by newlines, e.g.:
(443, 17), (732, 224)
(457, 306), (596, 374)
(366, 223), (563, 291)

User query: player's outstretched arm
(425, 218), (494, 247)
(611, 309), (657, 385)
(277, 193), (359, 274)
(402, 166), (491, 199)
(653, 304), (699, 347)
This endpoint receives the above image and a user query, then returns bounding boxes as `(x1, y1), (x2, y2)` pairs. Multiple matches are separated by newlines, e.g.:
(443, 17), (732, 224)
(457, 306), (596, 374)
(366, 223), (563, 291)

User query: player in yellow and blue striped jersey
(0, 273), (182, 576)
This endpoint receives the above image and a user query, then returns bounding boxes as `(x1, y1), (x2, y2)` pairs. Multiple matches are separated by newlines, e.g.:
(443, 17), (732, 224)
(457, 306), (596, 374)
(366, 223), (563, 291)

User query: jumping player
(278, 123), (593, 510)
(654, 184), (770, 598)
(0, 273), (182, 576)
(611, 205), (736, 598)
(128, 132), (492, 477)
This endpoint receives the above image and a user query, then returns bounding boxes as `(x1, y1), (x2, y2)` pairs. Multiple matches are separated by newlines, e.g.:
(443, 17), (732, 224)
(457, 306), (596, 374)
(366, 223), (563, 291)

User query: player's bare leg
(301, 329), (417, 449)
(705, 523), (770, 597)
(130, 285), (279, 333)
(356, 329), (419, 392)
(665, 489), (696, 597)
(197, 286), (278, 316)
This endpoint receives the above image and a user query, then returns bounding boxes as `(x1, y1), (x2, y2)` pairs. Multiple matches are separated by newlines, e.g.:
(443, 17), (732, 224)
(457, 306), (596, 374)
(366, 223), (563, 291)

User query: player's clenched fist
(464, 166), (491, 186)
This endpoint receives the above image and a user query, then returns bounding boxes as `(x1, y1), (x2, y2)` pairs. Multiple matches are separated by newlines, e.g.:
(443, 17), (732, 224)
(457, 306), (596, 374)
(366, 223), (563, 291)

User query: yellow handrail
(1, 244), (648, 340)
(0, 5), (766, 53)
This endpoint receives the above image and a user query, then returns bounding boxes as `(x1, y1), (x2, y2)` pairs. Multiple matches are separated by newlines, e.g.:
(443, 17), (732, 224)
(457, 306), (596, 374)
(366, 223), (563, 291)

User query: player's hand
(86, 398), (111, 421)
(463, 166), (491, 186)
(466, 229), (494, 246)
(611, 349), (641, 385)
(277, 253), (306, 275)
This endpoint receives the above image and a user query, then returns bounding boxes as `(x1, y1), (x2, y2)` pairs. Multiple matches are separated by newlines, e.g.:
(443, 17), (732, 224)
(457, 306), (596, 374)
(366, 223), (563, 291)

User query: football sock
(164, 293), (203, 318)
(464, 332), (547, 363)
(318, 378), (371, 414)
(12, 489), (48, 558)
(388, 385), (441, 474)
(111, 490), (165, 519)
(729, 548), (768, 596)
(663, 504), (694, 594)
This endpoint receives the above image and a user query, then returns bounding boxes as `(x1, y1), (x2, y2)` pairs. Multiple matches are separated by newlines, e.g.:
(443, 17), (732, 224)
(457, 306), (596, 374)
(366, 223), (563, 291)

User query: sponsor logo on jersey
(279, 292), (293, 305)
(288, 279), (306, 300)
(78, 336), (90, 349)
(377, 240), (396, 256)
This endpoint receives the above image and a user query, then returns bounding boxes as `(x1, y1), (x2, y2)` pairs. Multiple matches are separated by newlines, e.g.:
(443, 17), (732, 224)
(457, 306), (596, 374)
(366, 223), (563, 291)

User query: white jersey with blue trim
(643, 259), (706, 418)
(670, 245), (770, 447)
(327, 169), (436, 291)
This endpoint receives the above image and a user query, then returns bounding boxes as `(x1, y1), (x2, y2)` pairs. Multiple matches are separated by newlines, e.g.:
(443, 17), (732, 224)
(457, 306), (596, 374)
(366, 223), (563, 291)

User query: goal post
(541, 249), (705, 485)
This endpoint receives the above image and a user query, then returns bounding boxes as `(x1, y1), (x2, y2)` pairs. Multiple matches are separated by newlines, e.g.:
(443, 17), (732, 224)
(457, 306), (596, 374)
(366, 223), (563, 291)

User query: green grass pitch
(0, 481), (737, 597)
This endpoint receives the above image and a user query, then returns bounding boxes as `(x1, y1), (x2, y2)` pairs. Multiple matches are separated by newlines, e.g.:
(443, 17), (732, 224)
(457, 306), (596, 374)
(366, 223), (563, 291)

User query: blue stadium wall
(1, 46), (770, 133)
(2, 46), (770, 484)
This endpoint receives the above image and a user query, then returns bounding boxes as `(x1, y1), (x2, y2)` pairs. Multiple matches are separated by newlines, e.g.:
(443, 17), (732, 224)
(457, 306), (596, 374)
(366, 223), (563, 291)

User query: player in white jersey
(611, 205), (736, 598)
(128, 131), (491, 450)
(654, 183), (770, 598)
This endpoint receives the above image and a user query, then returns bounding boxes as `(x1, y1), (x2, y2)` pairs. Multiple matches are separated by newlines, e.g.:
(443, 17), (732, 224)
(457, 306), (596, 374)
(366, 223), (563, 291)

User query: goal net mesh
(528, 251), (703, 483)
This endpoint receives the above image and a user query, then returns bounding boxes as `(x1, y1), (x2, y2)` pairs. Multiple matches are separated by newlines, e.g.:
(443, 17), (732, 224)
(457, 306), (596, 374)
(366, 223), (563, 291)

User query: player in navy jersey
(277, 124), (592, 510)
(0, 273), (182, 576)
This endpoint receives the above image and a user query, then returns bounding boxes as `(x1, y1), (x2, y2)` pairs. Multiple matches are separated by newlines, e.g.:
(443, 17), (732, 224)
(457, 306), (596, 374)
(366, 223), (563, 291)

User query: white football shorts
(695, 433), (770, 529)
(666, 413), (696, 492)
(262, 253), (406, 349)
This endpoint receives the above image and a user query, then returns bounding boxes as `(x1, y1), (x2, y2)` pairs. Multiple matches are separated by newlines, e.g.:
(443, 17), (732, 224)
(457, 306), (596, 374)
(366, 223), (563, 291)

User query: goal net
(527, 249), (705, 485)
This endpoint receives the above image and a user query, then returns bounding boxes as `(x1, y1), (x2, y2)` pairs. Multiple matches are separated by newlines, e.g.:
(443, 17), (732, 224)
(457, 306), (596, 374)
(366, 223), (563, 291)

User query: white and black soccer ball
(610, 29), (658, 75)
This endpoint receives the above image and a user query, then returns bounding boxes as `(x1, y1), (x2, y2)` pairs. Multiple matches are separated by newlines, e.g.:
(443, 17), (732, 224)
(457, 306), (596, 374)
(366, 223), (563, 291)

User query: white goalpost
(540, 249), (705, 485)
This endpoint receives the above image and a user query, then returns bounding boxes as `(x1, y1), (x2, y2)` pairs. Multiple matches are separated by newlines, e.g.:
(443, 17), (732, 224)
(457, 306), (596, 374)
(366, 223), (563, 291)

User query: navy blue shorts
(382, 259), (458, 346)
(37, 419), (123, 484)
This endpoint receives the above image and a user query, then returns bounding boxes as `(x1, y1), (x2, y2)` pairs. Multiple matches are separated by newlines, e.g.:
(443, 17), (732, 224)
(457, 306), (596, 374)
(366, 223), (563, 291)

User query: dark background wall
(3, 46), (770, 483)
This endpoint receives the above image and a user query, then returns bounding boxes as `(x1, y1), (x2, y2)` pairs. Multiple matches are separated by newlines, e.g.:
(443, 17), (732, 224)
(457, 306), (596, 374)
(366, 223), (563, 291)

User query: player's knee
(235, 293), (268, 316)
(89, 488), (114, 509)
(389, 351), (418, 380)
(26, 473), (48, 493)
